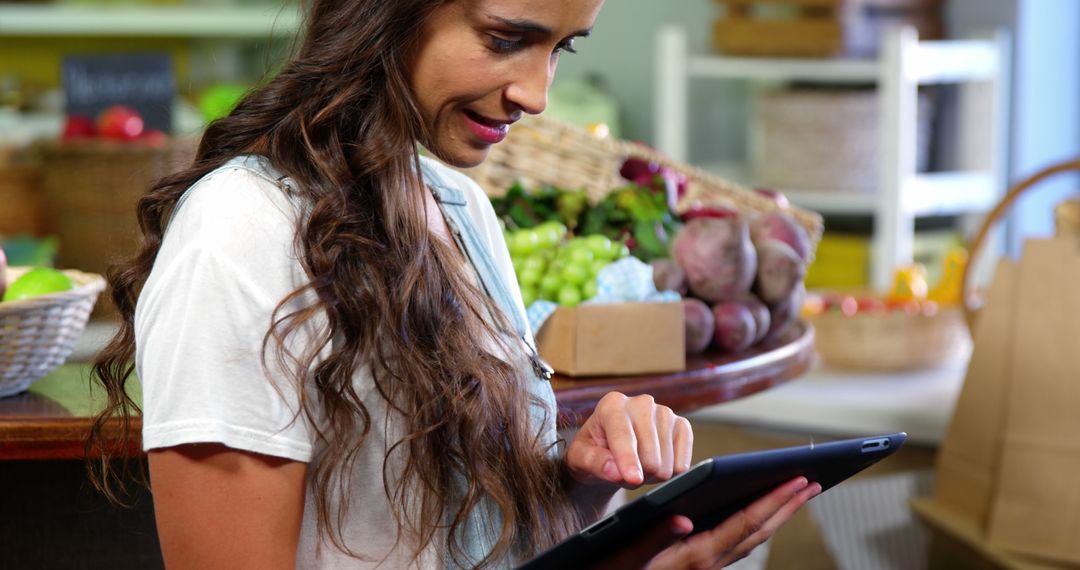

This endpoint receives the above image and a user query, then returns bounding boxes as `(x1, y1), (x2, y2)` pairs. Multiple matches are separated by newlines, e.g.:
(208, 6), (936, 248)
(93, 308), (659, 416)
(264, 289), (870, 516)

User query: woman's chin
(424, 139), (492, 169)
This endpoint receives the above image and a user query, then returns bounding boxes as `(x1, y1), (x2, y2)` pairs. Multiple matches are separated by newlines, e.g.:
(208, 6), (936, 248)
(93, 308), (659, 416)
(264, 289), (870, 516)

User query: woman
(90, 0), (820, 568)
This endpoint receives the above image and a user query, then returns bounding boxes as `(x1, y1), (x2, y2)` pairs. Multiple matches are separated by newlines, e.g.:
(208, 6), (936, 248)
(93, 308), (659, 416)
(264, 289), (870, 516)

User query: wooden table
(0, 322), (813, 569)
(0, 321), (814, 461)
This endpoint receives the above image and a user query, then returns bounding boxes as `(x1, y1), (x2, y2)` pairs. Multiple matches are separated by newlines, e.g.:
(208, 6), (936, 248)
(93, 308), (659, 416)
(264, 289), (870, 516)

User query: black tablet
(519, 432), (907, 569)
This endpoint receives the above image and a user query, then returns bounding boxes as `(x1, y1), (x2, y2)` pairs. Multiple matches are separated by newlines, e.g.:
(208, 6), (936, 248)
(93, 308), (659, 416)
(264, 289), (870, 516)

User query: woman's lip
(463, 110), (510, 144)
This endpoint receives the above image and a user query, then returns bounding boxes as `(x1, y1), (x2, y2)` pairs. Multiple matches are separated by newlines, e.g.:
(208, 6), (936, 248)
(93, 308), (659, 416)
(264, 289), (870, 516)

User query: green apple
(0, 247), (7, 299)
(2, 267), (74, 302)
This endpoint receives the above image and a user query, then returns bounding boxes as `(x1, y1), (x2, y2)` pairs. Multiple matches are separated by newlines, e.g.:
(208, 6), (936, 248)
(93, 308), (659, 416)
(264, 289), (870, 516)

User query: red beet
(671, 217), (757, 303)
(754, 239), (807, 305)
(683, 298), (715, 355)
(737, 293), (772, 345)
(750, 212), (812, 262)
(711, 301), (757, 354)
(763, 283), (806, 345)
(652, 258), (688, 295)
(620, 157), (660, 182)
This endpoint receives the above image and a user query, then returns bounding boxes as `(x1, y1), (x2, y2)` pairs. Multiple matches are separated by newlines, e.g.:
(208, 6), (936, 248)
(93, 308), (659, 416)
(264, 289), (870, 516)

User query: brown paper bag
(987, 237), (1080, 565)
(933, 259), (1019, 526)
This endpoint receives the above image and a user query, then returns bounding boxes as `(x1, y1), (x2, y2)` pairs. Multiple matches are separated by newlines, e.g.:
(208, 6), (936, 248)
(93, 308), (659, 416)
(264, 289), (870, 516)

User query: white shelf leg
(982, 29), (1014, 283)
(873, 26), (920, 291)
(656, 26), (688, 162)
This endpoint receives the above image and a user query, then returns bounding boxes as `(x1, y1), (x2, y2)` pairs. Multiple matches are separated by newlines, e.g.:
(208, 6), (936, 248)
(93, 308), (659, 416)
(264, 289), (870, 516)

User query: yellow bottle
(886, 264), (929, 305)
(927, 248), (968, 305)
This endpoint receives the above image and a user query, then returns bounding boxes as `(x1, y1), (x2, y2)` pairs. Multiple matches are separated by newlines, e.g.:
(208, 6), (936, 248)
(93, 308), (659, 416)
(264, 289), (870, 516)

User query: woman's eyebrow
(489, 15), (592, 38)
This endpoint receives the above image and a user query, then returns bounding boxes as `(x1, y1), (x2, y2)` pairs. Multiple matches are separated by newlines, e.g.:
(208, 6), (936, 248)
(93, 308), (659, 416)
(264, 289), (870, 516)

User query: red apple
(140, 128), (168, 147)
(856, 296), (886, 313)
(62, 114), (96, 140)
(97, 105), (144, 141)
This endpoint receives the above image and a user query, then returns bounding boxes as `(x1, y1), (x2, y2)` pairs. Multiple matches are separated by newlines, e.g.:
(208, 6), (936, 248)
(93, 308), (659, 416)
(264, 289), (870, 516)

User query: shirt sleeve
(135, 167), (321, 462)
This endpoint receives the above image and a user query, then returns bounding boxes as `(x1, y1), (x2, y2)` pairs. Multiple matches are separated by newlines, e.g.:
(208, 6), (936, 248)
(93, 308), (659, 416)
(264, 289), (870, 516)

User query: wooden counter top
(0, 322), (814, 460)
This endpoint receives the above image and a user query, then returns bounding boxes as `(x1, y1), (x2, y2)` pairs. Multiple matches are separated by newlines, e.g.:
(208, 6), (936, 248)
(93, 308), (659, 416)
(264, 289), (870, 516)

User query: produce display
(492, 156), (816, 357)
(1, 266), (73, 302)
(491, 158), (683, 262)
(506, 221), (629, 307)
(803, 249), (968, 319)
(662, 206), (812, 356)
(62, 104), (166, 146)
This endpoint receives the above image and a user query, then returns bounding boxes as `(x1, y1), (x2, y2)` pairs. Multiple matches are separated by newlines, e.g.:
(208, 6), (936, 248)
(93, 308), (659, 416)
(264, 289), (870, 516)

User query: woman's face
(411, 0), (605, 168)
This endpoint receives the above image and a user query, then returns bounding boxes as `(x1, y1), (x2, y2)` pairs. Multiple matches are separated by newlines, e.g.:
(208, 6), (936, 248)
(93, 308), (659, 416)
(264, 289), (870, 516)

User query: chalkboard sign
(62, 53), (176, 133)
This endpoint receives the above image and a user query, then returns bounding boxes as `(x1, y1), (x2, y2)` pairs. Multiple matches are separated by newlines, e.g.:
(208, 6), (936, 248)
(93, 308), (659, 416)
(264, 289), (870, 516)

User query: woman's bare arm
(148, 443), (307, 570)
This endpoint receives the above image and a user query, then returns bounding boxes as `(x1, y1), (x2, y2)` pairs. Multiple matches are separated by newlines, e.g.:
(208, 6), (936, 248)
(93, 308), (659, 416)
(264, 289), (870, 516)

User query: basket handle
(962, 157), (1080, 331)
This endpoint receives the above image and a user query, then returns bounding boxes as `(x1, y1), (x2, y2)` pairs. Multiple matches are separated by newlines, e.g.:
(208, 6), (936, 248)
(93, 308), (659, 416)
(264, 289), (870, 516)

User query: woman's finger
(595, 393), (643, 486)
(669, 476), (810, 568)
(671, 416), (694, 476)
(651, 405), (676, 482)
(591, 515), (693, 570)
(626, 396), (663, 483)
(717, 481), (821, 566)
(566, 436), (623, 485)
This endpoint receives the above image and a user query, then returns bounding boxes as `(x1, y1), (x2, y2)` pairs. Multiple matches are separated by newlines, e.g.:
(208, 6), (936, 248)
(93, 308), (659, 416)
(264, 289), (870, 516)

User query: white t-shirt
(135, 155), (555, 569)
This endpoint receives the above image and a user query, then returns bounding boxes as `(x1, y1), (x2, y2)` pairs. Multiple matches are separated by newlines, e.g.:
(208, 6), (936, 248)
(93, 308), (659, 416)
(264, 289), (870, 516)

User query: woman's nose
(504, 56), (553, 116)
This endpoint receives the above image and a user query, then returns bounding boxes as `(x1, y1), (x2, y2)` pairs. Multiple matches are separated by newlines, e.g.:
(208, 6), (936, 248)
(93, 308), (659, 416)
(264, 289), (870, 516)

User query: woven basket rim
(461, 114), (825, 248)
(1, 267), (107, 316)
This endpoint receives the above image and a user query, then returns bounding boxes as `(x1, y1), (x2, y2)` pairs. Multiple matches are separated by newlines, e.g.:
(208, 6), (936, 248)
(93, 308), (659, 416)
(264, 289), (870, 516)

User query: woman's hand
(589, 476), (821, 570)
(565, 392), (694, 490)
(643, 476), (821, 569)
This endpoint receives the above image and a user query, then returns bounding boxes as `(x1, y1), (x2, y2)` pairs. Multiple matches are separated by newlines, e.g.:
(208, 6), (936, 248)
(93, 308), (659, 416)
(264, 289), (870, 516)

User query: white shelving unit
(0, 3), (304, 121)
(656, 26), (1011, 289)
(0, 4), (301, 38)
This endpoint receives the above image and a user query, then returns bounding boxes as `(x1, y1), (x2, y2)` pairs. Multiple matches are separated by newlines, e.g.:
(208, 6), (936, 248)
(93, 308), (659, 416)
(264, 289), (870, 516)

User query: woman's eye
(489, 35), (523, 54)
(555, 39), (578, 55)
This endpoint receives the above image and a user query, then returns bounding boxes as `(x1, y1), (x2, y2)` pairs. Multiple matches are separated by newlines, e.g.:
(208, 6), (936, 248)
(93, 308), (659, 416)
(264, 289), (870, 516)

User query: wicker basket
(0, 266), (106, 398)
(808, 304), (970, 372)
(459, 114), (824, 247)
(37, 138), (196, 278)
(753, 88), (933, 193)
(962, 157), (1080, 331)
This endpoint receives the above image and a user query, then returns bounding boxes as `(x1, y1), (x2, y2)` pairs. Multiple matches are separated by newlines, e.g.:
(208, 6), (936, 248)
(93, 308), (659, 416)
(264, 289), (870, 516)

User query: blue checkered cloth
(526, 257), (681, 334)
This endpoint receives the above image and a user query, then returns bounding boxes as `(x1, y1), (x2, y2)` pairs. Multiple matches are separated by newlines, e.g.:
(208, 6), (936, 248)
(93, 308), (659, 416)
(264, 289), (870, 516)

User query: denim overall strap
(420, 158), (561, 569)
(419, 160), (552, 381)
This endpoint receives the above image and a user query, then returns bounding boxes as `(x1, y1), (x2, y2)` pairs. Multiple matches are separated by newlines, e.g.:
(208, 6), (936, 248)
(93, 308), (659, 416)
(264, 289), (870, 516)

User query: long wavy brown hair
(87, 0), (581, 566)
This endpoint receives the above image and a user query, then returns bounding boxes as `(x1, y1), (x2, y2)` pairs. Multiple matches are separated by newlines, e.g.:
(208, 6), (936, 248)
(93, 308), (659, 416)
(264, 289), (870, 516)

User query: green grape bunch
(506, 222), (629, 308)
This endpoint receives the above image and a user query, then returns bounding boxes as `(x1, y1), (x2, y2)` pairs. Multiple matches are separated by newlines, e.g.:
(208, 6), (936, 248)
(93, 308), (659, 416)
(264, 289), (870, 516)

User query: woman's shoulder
(167, 156), (302, 245)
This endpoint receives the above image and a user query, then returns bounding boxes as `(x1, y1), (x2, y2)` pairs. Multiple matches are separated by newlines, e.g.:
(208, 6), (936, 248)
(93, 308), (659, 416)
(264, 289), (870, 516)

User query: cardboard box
(535, 302), (685, 377)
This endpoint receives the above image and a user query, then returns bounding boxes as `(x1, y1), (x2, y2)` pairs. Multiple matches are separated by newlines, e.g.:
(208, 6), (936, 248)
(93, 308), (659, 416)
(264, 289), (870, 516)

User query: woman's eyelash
(490, 36), (522, 54)
(487, 35), (579, 56)
(556, 40), (578, 55)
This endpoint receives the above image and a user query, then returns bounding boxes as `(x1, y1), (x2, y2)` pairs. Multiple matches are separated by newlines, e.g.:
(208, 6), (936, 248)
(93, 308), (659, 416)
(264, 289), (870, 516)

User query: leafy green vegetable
(490, 181), (681, 262)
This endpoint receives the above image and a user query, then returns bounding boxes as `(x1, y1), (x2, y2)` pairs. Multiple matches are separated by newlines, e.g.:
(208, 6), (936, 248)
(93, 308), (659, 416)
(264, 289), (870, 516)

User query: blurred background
(1, 1), (1078, 569)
